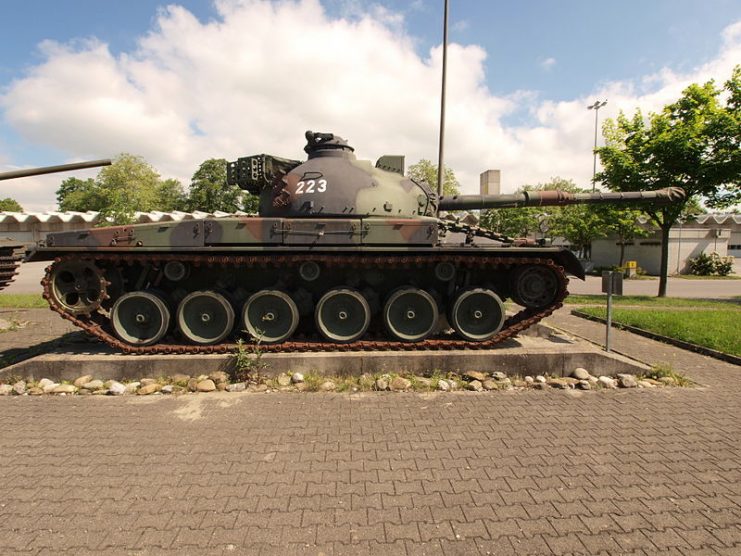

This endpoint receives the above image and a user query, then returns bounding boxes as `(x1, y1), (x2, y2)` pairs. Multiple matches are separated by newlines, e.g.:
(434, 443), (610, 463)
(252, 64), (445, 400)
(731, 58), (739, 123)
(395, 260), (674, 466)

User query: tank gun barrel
(0, 159), (112, 181)
(438, 187), (685, 211)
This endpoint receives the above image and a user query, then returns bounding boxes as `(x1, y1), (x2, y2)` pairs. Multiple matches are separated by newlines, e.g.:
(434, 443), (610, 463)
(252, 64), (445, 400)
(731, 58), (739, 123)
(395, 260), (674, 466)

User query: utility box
(602, 270), (623, 296)
(625, 260), (637, 278)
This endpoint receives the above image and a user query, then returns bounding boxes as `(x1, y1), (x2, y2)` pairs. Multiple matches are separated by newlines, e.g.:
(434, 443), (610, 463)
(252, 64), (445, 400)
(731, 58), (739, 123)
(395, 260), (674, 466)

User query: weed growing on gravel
(232, 337), (266, 383)
(644, 363), (692, 387)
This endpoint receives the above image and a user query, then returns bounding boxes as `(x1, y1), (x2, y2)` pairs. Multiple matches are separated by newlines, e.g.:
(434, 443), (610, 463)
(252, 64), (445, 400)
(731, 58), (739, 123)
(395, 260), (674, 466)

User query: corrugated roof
(0, 210), (251, 224)
(695, 214), (741, 225)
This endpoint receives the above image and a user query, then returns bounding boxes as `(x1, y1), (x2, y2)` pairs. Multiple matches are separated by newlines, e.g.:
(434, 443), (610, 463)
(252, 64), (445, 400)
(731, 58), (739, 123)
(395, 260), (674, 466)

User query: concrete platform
(1, 331), (649, 382)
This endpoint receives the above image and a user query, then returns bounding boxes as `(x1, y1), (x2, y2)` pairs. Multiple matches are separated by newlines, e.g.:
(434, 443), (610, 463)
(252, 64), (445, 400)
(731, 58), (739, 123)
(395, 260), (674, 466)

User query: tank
(27, 132), (683, 353)
(0, 159), (112, 291)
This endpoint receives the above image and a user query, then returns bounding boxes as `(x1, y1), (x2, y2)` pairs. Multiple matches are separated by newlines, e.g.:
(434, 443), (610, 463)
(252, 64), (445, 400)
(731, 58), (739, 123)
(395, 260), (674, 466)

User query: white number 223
(295, 179), (327, 194)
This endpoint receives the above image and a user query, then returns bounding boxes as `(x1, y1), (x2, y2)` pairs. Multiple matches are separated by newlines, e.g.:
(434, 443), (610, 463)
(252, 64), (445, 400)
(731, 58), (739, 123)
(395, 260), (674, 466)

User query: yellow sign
(626, 260), (637, 269)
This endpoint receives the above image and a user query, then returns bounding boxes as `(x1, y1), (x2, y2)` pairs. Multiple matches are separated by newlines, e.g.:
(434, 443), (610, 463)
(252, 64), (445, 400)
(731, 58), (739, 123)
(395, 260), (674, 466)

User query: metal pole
(587, 100), (607, 192)
(592, 108), (599, 192)
(676, 218), (683, 274)
(605, 271), (613, 352)
(436, 0), (449, 198)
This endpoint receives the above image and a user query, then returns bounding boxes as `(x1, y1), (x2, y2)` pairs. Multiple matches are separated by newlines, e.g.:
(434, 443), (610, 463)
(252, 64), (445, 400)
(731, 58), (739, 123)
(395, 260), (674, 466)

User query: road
(6, 261), (740, 299)
(567, 275), (740, 298)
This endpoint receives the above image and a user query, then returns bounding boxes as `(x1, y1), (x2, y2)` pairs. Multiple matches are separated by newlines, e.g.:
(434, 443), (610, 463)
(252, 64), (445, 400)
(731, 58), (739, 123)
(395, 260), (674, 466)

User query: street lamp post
(436, 0), (449, 198)
(587, 99), (607, 192)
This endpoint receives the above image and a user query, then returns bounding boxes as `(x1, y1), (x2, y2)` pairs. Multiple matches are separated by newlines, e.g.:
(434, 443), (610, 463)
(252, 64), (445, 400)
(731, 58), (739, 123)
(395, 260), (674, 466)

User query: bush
(688, 252), (734, 276)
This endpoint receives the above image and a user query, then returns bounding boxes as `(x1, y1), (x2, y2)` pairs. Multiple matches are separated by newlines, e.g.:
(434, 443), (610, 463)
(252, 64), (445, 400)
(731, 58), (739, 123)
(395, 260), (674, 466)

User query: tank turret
(228, 131), (682, 220)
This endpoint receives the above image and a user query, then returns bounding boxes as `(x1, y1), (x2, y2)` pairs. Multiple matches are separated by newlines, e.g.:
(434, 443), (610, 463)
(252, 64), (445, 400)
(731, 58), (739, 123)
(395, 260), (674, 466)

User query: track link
(42, 252), (569, 354)
(0, 245), (25, 291)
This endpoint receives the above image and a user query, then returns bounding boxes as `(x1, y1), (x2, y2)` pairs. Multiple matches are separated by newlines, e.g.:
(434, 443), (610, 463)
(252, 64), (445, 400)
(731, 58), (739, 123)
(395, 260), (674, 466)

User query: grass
(577, 306), (741, 357)
(0, 294), (46, 308)
(565, 294), (740, 308)
(674, 274), (741, 280)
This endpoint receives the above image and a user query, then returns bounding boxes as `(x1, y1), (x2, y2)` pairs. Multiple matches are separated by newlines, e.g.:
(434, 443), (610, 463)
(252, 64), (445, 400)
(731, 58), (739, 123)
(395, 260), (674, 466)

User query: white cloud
(0, 1), (739, 212)
(452, 20), (469, 32)
(539, 57), (556, 71)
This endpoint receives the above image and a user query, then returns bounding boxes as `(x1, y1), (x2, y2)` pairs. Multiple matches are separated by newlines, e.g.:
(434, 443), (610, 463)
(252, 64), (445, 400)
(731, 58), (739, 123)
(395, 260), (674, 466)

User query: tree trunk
(618, 237), (626, 267)
(657, 224), (671, 297)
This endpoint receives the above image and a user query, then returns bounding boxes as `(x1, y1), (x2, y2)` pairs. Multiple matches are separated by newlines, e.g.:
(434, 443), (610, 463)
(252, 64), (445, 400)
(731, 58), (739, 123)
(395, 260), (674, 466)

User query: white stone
(73, 375), (94, 388)
(320, 381), (336, 392)
(81, 380), (104, 391)
(466, 380), (483, 392)
(491, 371), (507, 381)
(572, 368), (591, 380)
(535, 375), (546, 383)
(226, 382), (246, 392)
(390, 377), (411, 391)
(42, 382), (61, 393)
(52, 384), (77, 394)
(524, 376), (534, 384)
(291, 372), (305, 384)
(108, 381), (126, 395)
(38, 378), (55, 389)
(197, 379), (216, 392)
(437, 380), (450, 391)
(598, 376), (617, 389)
(0, 384), (12, 396)
(125, 382), (141, 394)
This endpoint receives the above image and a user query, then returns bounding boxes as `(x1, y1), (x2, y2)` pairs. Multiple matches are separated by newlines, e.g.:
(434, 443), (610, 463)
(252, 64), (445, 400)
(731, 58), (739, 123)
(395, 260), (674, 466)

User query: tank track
(42, 252), (569, 354)
(0, 245), (25, 291)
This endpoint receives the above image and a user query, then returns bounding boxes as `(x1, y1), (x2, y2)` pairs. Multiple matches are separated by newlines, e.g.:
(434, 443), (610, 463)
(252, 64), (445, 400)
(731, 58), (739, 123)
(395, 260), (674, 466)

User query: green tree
(56, 154), (187, 223)
(0, 198), (23, 212)
(478, 184), (542, 238)
(597, 66), (740, 296)
(155, 178), (187, 212)
(480, 178), (583, 242)
(57, 177), (103, 212)
(186, 158), (258, 213)
(407, 159), (461, 196)
(592, 205), (649, 266)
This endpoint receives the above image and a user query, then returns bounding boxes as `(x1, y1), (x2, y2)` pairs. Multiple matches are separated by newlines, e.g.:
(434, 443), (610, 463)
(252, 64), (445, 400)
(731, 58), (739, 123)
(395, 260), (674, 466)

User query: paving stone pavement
(1, 308), (740, 555)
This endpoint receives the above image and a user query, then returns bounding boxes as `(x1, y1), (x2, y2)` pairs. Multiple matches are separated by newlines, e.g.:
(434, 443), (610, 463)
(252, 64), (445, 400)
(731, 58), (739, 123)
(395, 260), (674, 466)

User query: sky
(1, 0), (739, 211)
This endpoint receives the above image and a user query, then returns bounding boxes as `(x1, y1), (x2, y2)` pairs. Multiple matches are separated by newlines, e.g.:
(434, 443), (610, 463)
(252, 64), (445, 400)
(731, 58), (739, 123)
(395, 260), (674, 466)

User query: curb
(571, 310), (741, 367)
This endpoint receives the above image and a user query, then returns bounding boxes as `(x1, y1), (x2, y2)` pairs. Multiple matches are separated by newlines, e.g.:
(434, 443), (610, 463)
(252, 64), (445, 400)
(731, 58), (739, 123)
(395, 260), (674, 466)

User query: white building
(590, 214), (739, 275)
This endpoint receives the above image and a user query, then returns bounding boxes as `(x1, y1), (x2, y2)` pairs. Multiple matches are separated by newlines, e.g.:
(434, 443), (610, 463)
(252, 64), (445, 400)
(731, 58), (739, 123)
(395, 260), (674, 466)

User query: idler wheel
(383, 287), (439, 342)
(177, 290), (235, 345)
(49, 259), (105, 315)
(511, 265), (559, 309)
(111, 291), (170, 346)
(315, 288), (371, 343)
(242, 290), (300, 344)
(448, 288), (505, 342)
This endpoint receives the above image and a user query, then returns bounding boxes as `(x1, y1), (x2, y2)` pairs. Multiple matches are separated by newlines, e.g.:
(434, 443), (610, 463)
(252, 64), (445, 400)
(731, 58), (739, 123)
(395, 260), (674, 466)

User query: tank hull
(33, 216), (582, 352)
